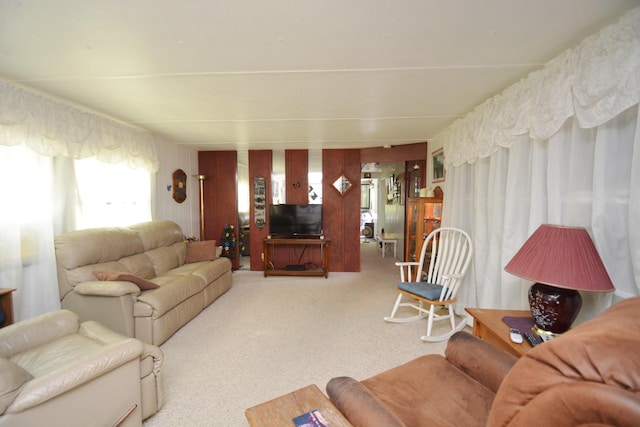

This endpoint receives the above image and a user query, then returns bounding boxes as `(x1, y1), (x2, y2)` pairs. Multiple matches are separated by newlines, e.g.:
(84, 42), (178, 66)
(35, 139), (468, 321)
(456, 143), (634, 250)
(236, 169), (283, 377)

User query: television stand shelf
(263, 237), (330, 278)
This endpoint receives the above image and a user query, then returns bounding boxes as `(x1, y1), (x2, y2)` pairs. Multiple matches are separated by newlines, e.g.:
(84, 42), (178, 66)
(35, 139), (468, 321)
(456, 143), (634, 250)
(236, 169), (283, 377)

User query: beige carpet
(143, 241), (465, 426)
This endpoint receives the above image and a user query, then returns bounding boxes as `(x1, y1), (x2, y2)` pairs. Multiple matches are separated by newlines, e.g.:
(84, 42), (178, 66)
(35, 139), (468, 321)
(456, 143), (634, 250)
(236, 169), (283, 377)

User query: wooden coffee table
(245, 384), (352, 427)
(465, 308), (533, 358)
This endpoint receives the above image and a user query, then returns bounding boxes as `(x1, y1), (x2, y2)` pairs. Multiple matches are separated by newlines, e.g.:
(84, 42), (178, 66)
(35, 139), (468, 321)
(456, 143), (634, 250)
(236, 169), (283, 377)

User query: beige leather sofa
(55, 220), (233, 346)
(0, 309), (163, 426)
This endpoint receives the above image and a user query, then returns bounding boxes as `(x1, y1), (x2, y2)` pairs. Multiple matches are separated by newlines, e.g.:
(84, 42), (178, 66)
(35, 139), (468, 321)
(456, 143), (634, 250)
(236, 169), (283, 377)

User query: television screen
(269, 204), (322, 237)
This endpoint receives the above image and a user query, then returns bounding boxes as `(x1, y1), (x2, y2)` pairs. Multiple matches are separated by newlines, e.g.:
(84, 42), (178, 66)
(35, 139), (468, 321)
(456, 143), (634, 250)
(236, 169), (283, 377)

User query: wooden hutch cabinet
(405, 187), (443, 263)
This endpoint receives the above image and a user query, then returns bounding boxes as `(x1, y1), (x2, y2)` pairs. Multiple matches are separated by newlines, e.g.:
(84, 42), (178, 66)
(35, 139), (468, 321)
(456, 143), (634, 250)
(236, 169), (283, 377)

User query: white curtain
(438, 8), (640, 322)
(0, 81), (159, 172)
(0, 146), (61, 320)
(0, 81), (158, 321)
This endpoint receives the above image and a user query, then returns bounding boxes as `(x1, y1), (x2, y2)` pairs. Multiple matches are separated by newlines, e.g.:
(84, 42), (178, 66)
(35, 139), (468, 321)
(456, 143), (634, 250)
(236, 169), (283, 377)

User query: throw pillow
(185, 240), (217, 263)
(93, 271), (160, 290)
(0, 358), (33, 414)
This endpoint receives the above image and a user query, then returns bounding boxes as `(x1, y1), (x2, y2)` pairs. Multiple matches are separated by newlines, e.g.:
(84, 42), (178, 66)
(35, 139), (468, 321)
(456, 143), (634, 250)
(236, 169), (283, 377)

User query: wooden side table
(0, 288), (16, 328)
(465, 308), (533, 358)
(245, 384), (352, 427)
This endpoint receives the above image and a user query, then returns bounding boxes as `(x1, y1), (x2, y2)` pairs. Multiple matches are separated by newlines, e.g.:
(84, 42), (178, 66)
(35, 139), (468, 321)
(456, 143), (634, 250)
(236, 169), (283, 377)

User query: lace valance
(0, 81), (159, 172)
(439, 7), (640, 169)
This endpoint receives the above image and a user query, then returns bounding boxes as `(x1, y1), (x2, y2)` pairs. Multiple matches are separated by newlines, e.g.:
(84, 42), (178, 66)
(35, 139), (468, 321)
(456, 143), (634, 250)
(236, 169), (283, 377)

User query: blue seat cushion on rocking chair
(398, 282), (443, 300)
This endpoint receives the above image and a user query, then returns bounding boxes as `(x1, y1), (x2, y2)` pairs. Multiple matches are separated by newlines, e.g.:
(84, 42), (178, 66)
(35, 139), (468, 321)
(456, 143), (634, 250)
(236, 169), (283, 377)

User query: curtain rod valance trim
(438, 7), (640, 169)
(0, 80), (159, 172)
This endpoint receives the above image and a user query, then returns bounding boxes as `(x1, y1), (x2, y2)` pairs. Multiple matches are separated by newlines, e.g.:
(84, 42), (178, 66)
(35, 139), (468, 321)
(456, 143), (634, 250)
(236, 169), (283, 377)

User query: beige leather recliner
(0, 310), (164, 426)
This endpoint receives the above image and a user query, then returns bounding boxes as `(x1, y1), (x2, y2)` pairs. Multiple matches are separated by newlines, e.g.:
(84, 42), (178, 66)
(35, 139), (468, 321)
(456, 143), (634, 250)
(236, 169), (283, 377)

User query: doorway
(360, 161), (406, 260)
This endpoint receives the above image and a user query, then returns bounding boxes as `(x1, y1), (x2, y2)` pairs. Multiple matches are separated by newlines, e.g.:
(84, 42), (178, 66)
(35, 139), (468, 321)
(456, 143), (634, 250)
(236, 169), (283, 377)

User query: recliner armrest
(140, 343), (164, 418)
(445, 331), (517, 393)
(326, 377), (405, 427)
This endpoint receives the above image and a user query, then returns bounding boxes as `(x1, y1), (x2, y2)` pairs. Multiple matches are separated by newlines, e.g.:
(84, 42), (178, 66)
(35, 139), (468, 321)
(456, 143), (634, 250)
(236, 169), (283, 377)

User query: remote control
(524, 332), (540, 347)
(509, 328), (523, 344)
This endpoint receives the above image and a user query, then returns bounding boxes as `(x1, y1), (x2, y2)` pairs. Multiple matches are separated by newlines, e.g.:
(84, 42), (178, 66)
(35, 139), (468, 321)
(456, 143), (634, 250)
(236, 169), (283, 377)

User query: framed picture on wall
(432, 148), (445, 183)
(361, 183), (371, 209)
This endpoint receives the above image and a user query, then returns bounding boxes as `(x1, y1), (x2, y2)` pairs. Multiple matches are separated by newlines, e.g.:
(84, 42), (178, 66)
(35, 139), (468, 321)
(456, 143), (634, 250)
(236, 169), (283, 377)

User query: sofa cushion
(360, 354), (494, 427)
(54, 227), (143, 269)
(145, 246), (181, 276)
(0, 358), (33, 414)
(163, 257), (231, 285)
(190, 257), (232, 285)
(94, 271), (160, 290)
(136, 275), (206, 316)
(185, 240), (218, 263)
(118, 253), (156, 280)
(129, 220), (184, 251)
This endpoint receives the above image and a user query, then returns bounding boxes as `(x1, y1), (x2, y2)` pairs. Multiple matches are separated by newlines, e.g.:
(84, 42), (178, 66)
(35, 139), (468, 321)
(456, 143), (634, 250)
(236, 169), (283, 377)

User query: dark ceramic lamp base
(528, 282), (582, 337)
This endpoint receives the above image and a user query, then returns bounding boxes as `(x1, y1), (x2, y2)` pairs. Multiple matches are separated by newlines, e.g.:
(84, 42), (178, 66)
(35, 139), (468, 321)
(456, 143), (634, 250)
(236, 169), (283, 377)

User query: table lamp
(504, 224), (615, 337)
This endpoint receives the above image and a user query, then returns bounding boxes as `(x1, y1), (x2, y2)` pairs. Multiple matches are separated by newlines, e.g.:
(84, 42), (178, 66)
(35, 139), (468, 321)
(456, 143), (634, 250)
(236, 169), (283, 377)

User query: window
(74, 158), (152, 229)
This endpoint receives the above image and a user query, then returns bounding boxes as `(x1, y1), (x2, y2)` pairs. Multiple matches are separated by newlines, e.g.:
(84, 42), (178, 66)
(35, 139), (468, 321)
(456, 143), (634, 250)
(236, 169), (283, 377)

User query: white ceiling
(1, 1), (637, 153)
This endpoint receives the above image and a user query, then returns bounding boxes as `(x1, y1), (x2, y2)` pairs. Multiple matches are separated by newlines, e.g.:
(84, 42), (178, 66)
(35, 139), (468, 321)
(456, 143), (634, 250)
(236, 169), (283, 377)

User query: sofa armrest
(445, 331), (517, 393)
(326, 377), (405, 427)
(74, 281), (141, 297)
(0, 310), (80, 358)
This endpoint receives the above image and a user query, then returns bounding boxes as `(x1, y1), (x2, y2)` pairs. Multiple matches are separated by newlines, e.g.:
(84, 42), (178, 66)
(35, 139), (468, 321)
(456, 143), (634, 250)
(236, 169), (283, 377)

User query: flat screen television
(269, 204), (323, 237)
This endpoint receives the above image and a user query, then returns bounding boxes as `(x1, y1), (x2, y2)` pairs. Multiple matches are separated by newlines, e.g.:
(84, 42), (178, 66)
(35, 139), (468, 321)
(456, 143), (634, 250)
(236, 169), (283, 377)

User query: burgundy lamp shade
(505, 224), (615, 336)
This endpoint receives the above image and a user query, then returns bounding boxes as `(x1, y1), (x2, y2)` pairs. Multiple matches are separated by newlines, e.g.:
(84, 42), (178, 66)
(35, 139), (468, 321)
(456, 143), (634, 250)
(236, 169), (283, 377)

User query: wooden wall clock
(172, 169), (187, 203)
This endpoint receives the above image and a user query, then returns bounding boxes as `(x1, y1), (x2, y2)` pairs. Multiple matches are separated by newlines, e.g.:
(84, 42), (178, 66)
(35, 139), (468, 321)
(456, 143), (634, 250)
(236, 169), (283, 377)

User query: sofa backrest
(55, 220), (187, 300)
(128, 220), (187, 276)
(488, 296), (640, 426)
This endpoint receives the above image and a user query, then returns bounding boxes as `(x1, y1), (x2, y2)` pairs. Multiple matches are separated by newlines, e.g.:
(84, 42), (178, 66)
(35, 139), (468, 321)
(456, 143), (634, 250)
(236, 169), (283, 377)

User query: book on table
(292, 409), (329, 427)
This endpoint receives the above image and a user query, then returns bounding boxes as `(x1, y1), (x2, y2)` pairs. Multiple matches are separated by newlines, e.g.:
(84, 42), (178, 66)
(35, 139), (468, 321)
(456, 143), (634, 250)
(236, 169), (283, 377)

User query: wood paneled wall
(323, 149), (361, 272)
(198, 151), (240, 270)
(198, 146), (390, 273)
(248, 150), (272, 271)
(285, 150), (309, 204)
(361, 142), (427, 163)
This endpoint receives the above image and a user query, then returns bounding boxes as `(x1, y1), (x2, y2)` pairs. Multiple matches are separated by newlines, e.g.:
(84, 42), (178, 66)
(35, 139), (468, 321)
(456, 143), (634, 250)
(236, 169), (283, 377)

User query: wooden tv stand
(263, 237), (330, 278)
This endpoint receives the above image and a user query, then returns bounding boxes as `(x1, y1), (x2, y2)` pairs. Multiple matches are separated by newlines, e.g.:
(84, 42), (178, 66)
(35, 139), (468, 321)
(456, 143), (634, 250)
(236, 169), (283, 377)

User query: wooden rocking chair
(384, 227), (473, 342)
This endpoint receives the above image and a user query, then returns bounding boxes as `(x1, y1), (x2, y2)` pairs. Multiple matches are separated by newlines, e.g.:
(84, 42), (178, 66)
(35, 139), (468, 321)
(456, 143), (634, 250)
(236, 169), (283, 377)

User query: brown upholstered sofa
(327, 296), (640, 426)
(55, 220), (232, 346)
